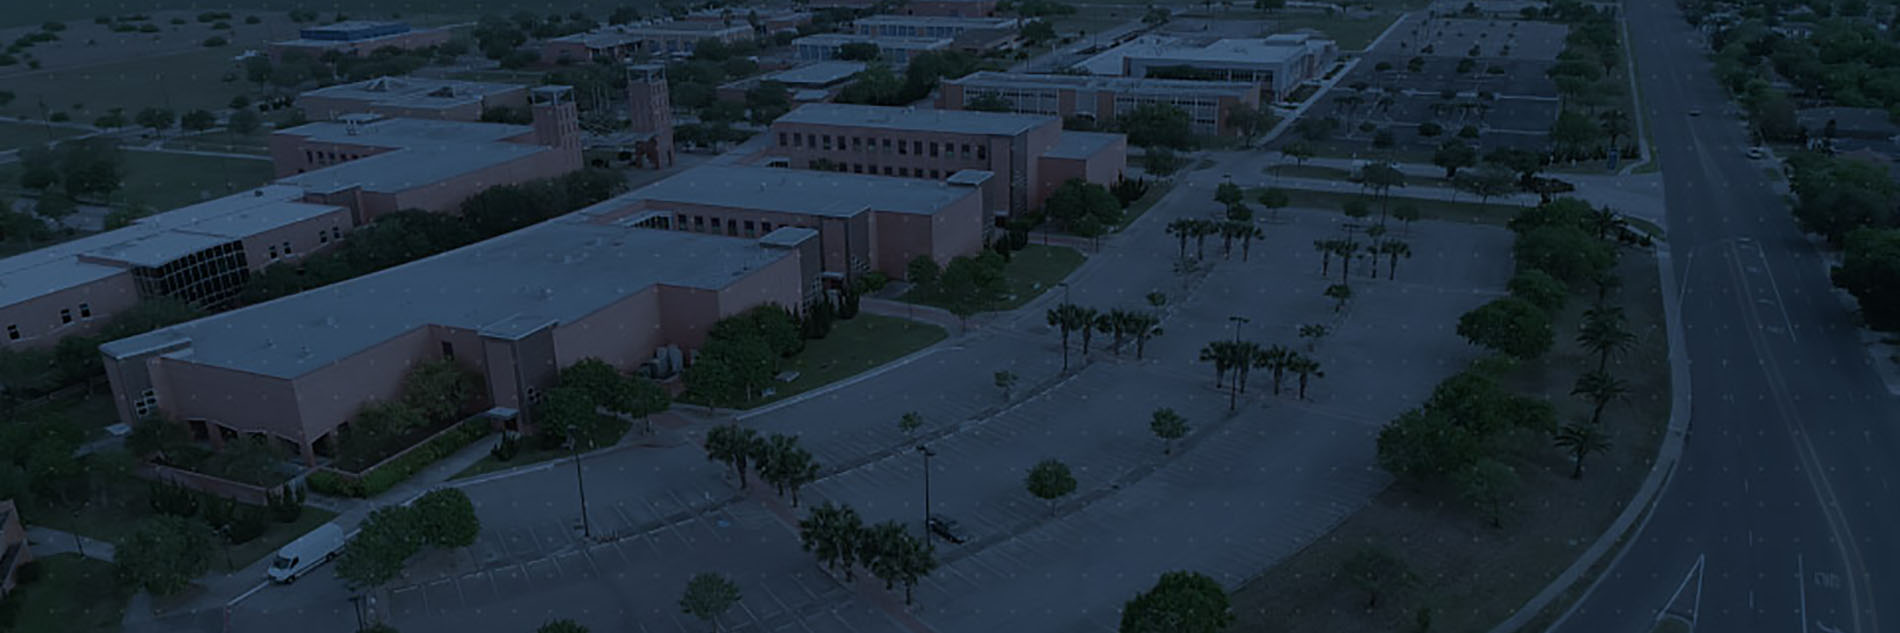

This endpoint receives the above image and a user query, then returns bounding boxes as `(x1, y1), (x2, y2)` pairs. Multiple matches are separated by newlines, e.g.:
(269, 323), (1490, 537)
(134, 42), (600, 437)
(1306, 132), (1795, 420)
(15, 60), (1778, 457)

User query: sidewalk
(25, 525), (116, 562)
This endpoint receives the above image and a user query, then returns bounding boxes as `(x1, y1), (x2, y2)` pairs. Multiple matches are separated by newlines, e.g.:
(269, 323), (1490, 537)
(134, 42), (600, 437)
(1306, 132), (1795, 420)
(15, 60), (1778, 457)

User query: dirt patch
(1229, 249), (1670, 633)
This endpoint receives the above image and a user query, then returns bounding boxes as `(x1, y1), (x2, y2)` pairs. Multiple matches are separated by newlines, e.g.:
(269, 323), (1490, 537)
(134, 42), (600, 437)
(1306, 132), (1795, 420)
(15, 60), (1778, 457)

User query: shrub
(12, 560), (41, 584)
(349, 416), (492, 497)
(225, 503), (268, 544)
(305, 470), (365, 498)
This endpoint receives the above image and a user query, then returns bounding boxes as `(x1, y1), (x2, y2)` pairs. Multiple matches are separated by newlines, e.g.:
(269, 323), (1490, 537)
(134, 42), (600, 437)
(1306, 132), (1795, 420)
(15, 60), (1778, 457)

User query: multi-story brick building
(0, 186), (355, 350)
(271, 86), (583, 222)
(792, 33), (952, 64)
(1079, 33), (1339, 100)
(268, 21), (451, 62)
(853, 15), (1018, 38)
(296, 76), (530, 123)
(1, 499), (33, 599)
(540, 22), (756, 63)
(761, 103), (1125, 220)
(577, 164), (990, 282)
(100, 217), (822, 464)
(940, 71), (1263, 136)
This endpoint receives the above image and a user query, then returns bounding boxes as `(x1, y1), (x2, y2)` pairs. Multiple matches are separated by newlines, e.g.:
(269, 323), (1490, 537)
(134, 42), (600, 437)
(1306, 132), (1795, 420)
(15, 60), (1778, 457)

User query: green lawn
(0, 554), (131, 633)
(0, 121), (86, 152)
(903, 245), (1086, 312)
(0, 149), (275, 210)
(162, 129), (272, 156)
(450, 415), (630, 481)
(1117, 179), (1175, 230)
(223, 509), (340, 572)
(1251, 186), (1528, 226)
(1266, 10), (1405, 51)
(759, 315), (946, 405)
(0, 47), (255, 121)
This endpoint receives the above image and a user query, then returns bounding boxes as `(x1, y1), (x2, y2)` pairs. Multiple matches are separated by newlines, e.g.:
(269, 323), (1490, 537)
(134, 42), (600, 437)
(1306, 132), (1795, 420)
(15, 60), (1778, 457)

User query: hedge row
(307, 416), (492, 498)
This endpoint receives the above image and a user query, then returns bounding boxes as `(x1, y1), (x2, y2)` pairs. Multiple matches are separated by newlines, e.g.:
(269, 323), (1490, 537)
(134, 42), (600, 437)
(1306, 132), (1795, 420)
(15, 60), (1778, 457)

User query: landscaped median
(1228, 197), (1672, 632)
(306, 413), (496, 498)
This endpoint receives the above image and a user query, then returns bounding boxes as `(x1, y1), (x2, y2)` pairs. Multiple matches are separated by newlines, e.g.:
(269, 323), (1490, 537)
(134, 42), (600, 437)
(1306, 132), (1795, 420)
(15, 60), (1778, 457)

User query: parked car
(1688, 107), (1703, 116)
(927, 514), (967, 544)
(266, 523), (346, 583)
(1747, 147), (1766, 159)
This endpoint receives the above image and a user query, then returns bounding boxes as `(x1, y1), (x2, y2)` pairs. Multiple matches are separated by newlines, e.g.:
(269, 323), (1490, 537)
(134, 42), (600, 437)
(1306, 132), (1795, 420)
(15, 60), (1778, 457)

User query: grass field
(450, 415), (632, 481)
(1268, 10), (1405, 51)
(0, 46), (255, 121)
(1229, 248), (1670, 633)
(162, 129), (271, 155)
(765, 314), (947, 404)
(0, 121), (87, 152)
(0, 149), (275, 210)
(901, 245), (1086, 313)
(0, 554), (131, 633)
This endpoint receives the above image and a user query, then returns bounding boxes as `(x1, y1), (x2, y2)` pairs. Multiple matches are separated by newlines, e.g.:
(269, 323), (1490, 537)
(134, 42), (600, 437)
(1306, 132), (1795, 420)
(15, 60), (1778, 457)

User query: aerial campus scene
(0, 0), (1895, 631)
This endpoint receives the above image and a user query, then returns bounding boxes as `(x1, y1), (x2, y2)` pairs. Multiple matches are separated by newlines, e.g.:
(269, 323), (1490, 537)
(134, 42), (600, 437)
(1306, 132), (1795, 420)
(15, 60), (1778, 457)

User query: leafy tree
(859, 523), (936, 604)
(180, 109), (217, 132)
(1456, 164), (1518, 207)
(537, 619), (590, 633)
(401, 358), (477, 422)
(757, 434), (820, 506)
(1256, 187), (1289, 221)
(1045, 178), (1122, 228)
(1377, 240), (1412, 279)
(837, 41), (881, 61)
(335, 506), (422, 589)
(1508, 269), (1569, 312)
(1515, 225), (1616, 285)
(134, 108), (175, 134)
(1834, 227), (1900, 329)
(1116, 103), (1195, 149)
(1341, 546), (1414, 608)
(994, 370), (1019, 401)
(411, 488), (480, 548)
(560, 358), (637, 416)
(1024, 458), (1077, 512)
(1456, 297), (1553, 359)
(1297, 323), (1331, 351)
(1432, 140), (1478, 179)
(1286, 352), (1324, 399)
(907, 255), (941, 284)
(898, 411), (923, 434)
(1484, 147), (1544, 184)
(1214, 181), (1244, 206)
(115, 515), (217, 595)
(1021, 19), (1056, 45)
(798, 501), (866, 580)
(1323, 283), (1353, 313)
(705, 423), (763, 489)
(1047, 303), (1091, 370)
(537, 386), (612, 447)
(1119, 570), (1234, 633)
(1142, 146), (1184, 175)
(227, 108), (261, 135)
(1149, 408), (1188, 454)
(679, 572), (742, 631)
(1457, 458), (1518, 527)
(93, 109), (128, 130)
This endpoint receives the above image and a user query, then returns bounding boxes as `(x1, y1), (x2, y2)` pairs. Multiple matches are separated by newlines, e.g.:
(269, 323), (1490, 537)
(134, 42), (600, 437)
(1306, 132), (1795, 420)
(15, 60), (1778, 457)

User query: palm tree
(1287, 353), (1324, 399)
(1128, 312), (1163, 359)
(1590, 270), (1624, 306)
(1334, 240), (1362, 281)
(1577, 306), (1635, 371)
(1585, 205), (1628, 242)
(1553, 422), (1613, 479)
(1219, 221), (1246, 258)
(798, 502), (865, 580)
(1077, 306), (1102, 359)
(1381, 240), (1412, 279)
(1191, 220), (1218, 259)
(1314, 239), (1336, 276)
(1238, 224), (1266, 261)
(1166, 218), (1196, 259)
(1198, 341), (1236, 389)
(1046, 303), (1090, 370)
(1571, 369), (1629, 426)
(1257, 344), (1294, 394)
(1324, 283), (1353, 312)
(705, 423), (761, 489)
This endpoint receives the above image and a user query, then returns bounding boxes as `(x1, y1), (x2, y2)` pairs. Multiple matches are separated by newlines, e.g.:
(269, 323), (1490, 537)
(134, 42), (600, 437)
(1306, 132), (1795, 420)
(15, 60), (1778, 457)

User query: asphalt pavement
(1548, 1), (1900, 632)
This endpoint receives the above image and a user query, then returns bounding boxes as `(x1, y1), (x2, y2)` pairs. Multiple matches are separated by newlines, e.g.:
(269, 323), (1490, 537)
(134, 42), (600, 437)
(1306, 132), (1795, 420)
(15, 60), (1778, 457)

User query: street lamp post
(916, 445), (936, 539)
(349, 595), (366, 631)
(1057, 281), (1070, 305)
(568, 425), (592, 540)
(1228, 315), (1250, 344)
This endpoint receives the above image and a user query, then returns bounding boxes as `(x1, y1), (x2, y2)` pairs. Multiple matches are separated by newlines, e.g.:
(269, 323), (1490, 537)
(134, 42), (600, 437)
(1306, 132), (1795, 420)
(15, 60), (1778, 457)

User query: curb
(1487, 242), (1694, 633)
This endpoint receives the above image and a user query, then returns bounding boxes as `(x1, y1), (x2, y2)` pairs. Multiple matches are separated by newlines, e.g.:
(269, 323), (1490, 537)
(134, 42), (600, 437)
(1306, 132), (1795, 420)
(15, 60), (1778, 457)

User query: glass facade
(131, 241), (252, 309)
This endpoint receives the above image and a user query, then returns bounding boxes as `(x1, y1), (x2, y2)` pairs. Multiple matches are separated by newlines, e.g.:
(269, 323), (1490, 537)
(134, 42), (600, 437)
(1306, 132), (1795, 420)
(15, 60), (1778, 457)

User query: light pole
(1057, 281), (1070, 305)
(349, 594), (366, 631)
(916, 445), (936, 539)
(1228, 315), (1250, 344)
(567, 425), (592, 540)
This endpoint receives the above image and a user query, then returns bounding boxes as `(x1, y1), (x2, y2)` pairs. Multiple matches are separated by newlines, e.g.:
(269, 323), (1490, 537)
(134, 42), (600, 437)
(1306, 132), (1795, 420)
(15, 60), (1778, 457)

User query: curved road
(1553, 1), (1900, 632)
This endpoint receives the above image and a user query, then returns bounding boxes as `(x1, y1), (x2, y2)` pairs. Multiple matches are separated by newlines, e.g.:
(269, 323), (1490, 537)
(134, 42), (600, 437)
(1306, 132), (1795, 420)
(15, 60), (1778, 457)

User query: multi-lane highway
(1552, 1), (1899, 631)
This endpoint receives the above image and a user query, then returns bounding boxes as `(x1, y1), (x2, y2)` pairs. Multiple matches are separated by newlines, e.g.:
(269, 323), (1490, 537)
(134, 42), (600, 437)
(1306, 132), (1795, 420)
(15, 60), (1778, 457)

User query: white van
(266, 523), (346, 583)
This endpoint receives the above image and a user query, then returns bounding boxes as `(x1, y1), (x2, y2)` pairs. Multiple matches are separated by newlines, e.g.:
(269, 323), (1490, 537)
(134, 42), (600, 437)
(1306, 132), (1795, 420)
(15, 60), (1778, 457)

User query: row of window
(779, 132), (988, 161)
(3, 301), (94, 341)
(813, 160), (952, 180)
(677, 214), (779, 238)
(304, 148), (366, 166)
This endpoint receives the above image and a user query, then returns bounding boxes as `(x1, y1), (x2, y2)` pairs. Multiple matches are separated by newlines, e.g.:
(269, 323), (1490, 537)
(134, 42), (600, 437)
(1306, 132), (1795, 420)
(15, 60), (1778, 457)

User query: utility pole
(916, 445), (935, 539)
(568, 425), (592, 539)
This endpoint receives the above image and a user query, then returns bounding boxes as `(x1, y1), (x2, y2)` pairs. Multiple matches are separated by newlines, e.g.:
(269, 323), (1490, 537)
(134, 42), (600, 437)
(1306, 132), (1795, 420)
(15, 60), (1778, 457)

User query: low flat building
(762, 103), (1126, 219)
(100, 217), (821, 464)
(0, 186), (355, 349)
(577, 164), (989, 282)
(296, 76), (531, 123)
(268, 21), (451, 62)
(684, 7), (814, 33)
(793, 33), (952, 64)
(1080, 33), (1337, 100)
(902, 0), (1000, 18)
(854, 15), (1019, 39)
(271, 86), (583, 222)
(718, 61), (867, 103)
(1, 499), (32, 599)
(541, 22), (756, 63)
(940, 71), (1262, 136)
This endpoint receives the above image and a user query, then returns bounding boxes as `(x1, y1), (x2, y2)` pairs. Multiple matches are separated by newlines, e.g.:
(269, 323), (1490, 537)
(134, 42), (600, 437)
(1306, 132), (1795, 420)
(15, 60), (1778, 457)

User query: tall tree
(1046, 303), (1091, 370)
(1457, 458), (1517, 528)
(704, 423), (763, 489)
(411, 488), (480, 549)
(1119, 570), (1234, 633)
(1577, 305), (1635, 370)
(679, 572), (742, 632)
(1456, 298), (1554, 359)
(1126, 311), (1164, 359)
(114, 515), (216, 595)
(1024, 459), (1078, 513)
(1149, 408), (1189, 455)
(1256, 187), (1290, 221)
(1571, 369), (1629, 426)
(1286, 353), (1324, 399)
(1432, 140), (1478, 179)
(1379, 240), (1412, 279)
(1553, 422), (1613, 479)
(798, 502), (866, 580)
(1166, 219), (1196, 259)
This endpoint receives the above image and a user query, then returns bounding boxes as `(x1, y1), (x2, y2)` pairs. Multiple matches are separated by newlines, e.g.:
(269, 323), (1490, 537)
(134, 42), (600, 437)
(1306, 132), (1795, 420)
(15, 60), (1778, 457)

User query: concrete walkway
(25, 525), (116, 562)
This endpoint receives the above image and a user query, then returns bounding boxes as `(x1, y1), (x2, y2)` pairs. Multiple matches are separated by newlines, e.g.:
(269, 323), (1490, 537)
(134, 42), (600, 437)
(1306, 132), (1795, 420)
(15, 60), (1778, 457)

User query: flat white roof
(300, 76), (524, 111)
(273, 117), (549, 195)
(794, 33), (955, 48)
(948, 71), (1258, 98)
(102, 215), (798, 378)
(775, 103), (1057, 136)
(0, 186), (343, 307)
(596, 164), (985, 218)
